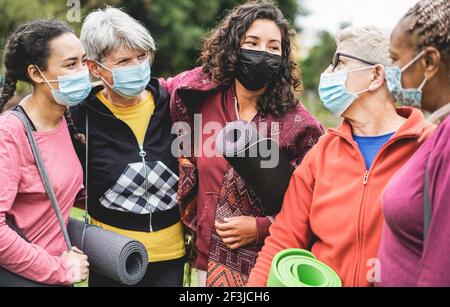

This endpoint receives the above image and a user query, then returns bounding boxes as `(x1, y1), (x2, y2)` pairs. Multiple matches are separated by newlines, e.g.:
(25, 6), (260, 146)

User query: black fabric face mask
(235, 48), (282, 91)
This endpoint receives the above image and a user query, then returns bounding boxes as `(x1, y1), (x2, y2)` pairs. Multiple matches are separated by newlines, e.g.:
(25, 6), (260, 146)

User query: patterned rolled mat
(268, 249), (342, 287)
(215, 120), (294, 215)
(68, 218), (148, 286)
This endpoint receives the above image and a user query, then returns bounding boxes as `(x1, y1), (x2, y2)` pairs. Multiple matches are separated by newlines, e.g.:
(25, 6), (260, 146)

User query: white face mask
(318, 66), (375, 118)
(36, 66), (92, 107)
(96, 60), (151, 99)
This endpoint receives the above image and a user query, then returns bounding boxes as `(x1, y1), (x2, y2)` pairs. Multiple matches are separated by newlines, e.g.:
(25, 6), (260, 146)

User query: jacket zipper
(86, 104), (154, 232)
(348, 134), (417, 287)
(139, 145), (153, 232)
(352, 169), (370, 286)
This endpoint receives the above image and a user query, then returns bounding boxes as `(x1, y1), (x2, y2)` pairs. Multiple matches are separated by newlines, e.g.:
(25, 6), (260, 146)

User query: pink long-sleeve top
(0, 111), (83, 285)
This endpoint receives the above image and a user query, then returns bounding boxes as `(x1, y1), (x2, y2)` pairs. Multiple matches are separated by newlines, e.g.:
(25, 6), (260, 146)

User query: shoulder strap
(79, 112), (90, 249)
(423, 158), (432, 242)
(84, 112), (89, 224)
(11, 109), (72, 250)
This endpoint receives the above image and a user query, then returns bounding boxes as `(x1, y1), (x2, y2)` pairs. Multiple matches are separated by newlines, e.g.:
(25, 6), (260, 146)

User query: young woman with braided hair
(0, 19), (91, 285)
(378, 0), (450, 286)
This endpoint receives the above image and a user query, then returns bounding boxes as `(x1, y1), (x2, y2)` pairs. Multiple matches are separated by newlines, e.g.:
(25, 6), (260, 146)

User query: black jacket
(71, 79), (180, 232)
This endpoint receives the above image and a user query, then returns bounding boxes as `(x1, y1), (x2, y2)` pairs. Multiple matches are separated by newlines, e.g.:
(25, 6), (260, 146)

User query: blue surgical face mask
(318, 66), (375, 118)
(385, 51), (427, 108)
(96, 60), (151, 99)
(37, 66), (92, 107)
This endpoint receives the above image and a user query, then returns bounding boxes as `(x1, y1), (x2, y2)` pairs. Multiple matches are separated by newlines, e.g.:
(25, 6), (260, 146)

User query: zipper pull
(363, 171), (369, 185)
(139, 145), (146, 158)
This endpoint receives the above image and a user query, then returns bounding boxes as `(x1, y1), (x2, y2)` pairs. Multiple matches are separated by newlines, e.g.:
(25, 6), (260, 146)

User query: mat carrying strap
(423, 158), (432, 242)
(11, 109), (72, 250)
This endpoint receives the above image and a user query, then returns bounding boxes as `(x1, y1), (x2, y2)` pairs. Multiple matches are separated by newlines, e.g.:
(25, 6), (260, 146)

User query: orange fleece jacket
(248, 107), (434, 287)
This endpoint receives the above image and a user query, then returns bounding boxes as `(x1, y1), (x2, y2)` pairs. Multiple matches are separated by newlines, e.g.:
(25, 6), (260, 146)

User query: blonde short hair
(336, 26), (392, 67)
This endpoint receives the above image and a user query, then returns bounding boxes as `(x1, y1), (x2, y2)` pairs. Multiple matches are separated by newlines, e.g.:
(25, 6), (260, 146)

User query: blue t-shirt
(353, 132), (395, 170)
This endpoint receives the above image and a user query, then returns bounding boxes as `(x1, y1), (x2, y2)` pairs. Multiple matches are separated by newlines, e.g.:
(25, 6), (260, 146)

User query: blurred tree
(1, 0), (305, 77)
(82, 0), (306, 77)
(299, 31), (341, 127)
(0, 0), (306, 103)
(299, 24), (356, 128)
(300, 30), (336, 94)
(0, 0), (71, 99)
(0, 0), (70, 55)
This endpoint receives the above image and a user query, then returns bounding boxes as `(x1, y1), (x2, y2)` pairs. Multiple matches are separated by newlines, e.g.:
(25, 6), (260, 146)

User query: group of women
(0, 0), (449, 287)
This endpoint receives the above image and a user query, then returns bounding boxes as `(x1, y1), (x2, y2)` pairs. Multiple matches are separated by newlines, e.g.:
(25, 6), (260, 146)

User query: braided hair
(404, 0), (450, 66)
(404, 0), (450, 122)
(1, 19), (74, 112)
(0, 19), (83, 139)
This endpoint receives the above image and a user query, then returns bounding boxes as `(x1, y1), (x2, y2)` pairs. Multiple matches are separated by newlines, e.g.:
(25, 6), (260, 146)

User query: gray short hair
(336, 26), (392, 67)
(80, 7), (156, 63)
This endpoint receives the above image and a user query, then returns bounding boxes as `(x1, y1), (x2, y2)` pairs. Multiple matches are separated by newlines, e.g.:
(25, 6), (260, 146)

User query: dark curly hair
(0, 19), (79, 135)
(200, 0), (301, 117)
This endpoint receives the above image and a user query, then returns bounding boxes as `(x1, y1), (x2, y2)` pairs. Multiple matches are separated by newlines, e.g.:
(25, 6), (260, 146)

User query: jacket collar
(84, 78), (166, 118)
(328, 107), (429, 143)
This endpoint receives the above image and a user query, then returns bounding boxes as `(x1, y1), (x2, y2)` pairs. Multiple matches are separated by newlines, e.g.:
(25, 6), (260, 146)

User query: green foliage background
(0, 0), (304, 76)
(0, 0), (339, 126)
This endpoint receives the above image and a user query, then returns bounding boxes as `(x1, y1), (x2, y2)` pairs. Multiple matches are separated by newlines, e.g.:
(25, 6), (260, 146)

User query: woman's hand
(61, 247), (89, 284)
(215, 216), (257, 250)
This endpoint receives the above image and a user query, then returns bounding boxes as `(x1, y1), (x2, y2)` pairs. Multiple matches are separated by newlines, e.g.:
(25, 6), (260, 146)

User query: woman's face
(94, 47), (149, 87)
(240, 19), (282, 56)
(391, 17), (449, 113)
(389, 17), (427, 93)
(37, 32), (87, 90)
(324, 42), (376, 95)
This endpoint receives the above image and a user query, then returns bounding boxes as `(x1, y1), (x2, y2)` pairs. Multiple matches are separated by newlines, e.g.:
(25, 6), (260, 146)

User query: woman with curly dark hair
(164, 0), (323, 287)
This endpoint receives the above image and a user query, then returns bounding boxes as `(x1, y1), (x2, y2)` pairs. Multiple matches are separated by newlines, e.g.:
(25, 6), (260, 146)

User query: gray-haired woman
(70, 7), (186, 287)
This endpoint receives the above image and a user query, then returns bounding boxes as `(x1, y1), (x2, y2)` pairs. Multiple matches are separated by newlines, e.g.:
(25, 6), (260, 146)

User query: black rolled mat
(68, 218), (148, 286)
(216, 120), (294, 215)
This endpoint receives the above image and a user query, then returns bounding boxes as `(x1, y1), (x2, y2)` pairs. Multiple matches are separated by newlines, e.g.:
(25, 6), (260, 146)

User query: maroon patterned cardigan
(162, 67), (324, 285)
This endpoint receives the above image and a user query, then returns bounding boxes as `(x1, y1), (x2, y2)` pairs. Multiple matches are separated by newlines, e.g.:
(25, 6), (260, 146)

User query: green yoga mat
(267, 249), (342, 287)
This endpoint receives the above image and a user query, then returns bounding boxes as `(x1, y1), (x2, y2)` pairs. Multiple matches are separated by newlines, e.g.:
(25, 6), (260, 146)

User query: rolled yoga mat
(216, 120), (294, 215)
(267, 249), (342, 287)
(67, 218), (148, 286)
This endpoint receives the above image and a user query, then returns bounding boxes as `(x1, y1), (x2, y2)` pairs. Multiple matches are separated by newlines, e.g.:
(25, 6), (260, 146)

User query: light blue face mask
(318, 66), (375, 118)
(37, 67), (92, 107)
(96, 60), (151, 99)
(385, 51), (427, 108)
